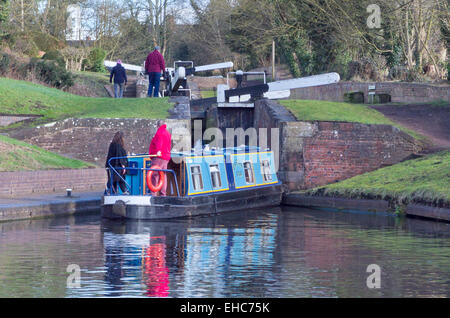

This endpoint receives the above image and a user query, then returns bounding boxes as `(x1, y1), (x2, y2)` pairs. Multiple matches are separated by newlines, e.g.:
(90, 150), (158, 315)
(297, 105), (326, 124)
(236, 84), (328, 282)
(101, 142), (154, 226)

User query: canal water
(0, 206), (448, 298)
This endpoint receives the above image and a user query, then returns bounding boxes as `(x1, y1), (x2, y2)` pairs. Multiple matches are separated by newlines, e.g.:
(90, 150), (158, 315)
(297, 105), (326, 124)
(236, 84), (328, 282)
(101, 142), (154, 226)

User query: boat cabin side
(107, 148), (279, 197)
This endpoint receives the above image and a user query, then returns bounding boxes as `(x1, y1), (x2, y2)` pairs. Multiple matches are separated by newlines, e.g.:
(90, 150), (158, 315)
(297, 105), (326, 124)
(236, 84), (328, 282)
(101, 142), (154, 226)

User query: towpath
(370, 103), (450, 153)
(0, 191), (102, 222)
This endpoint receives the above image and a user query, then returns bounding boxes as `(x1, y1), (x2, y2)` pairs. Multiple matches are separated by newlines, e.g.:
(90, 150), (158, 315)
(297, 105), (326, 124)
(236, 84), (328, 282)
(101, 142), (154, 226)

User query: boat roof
(171, 146), (270, 158)
(124, 146), (272, 160)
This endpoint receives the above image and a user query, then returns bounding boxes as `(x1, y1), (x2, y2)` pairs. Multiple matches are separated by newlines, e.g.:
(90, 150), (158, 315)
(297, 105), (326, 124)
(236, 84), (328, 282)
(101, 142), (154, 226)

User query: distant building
(66, 4), (89, 42)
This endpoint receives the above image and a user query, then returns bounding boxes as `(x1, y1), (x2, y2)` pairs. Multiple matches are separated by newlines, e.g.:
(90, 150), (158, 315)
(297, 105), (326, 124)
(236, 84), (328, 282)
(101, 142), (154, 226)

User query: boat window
(190, 165), (204, 190)
(243, 161), (254, 184)
(262, 160), (272, 182)
(210, 164), (222, 189)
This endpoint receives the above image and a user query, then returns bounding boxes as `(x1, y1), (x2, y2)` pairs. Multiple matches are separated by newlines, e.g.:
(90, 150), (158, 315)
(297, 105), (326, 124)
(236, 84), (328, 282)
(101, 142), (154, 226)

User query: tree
(227, 0), (275, 67)
(0, 0), (8, 24)
(0, 0), (9, 38)
(60, 46), (89, 71)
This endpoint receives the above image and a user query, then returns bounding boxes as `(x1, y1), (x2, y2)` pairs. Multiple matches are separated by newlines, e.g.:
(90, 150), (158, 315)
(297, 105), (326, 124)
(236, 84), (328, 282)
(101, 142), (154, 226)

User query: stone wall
(136, 75), (149, 98)
(290, 82), (450, 103)
(7, 117), (191, 165)
(0, 168), (106, 196)
(254, 99), (423, 191)
(0, 114), (42, 127)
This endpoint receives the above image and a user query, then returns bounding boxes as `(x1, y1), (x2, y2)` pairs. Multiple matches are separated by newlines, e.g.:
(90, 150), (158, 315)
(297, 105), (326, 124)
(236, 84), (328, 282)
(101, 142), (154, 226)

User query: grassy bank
(68, 71), (111, 97)
(200, 90), (216, 98)
(0, 135), (93, 171)
(0, 77), (173, 127)
(280, 99), (425, 140)
(305, 151), (450, 208)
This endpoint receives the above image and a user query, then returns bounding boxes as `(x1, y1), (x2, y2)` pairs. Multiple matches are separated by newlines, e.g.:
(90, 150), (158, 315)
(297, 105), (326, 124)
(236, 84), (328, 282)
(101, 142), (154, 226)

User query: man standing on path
(110, 60), (127, 98)
(149, 120), (172, 196)
(145, 46), (165, 97)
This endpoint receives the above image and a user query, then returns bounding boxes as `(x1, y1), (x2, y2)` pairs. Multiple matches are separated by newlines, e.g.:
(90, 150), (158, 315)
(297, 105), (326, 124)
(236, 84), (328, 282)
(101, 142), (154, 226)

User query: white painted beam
(267, 72), (340, 92)
(104, 60), (144, 72)
(194, 62), (234, 73)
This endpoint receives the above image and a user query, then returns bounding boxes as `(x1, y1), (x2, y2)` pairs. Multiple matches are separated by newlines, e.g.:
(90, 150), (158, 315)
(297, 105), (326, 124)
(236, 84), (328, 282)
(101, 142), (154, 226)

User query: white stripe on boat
(104, 195), (152, 206)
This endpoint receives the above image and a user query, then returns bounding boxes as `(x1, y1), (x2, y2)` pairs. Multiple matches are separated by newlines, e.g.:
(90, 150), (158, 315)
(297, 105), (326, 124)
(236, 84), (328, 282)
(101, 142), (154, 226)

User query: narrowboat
(101, 146), (282, 220)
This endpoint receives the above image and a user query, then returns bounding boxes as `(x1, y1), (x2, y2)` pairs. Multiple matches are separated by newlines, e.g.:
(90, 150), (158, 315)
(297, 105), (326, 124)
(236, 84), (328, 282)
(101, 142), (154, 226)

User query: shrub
(0, 51), (10, 75)
(8, 32), (40, 57)
(347, 59), (381, 81)
(447, 63), (450, 82)
(84, 47), (107, 72)
(27, 58), (74, 89)
(389, 66), (409, 81)
(31, 31), (64, 52)
(42, 50), (65, 68)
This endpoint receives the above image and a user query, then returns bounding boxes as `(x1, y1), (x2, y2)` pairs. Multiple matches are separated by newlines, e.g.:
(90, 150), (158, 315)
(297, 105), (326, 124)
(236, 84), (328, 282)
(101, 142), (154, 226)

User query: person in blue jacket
(110, 60), (128, 98)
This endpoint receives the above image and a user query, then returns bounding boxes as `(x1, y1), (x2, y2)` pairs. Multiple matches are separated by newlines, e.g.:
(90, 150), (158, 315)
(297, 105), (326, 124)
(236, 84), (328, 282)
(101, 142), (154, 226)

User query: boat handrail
(107, 156), (180, 197)
(143, 167), (180, 197)
(106, 165), (132, 194)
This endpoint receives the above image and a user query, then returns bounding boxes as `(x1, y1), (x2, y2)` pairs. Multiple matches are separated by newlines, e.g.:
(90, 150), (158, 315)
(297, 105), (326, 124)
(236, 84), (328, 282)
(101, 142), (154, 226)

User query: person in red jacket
(149, 120), (172, 196)
(145, 45), (166, 97)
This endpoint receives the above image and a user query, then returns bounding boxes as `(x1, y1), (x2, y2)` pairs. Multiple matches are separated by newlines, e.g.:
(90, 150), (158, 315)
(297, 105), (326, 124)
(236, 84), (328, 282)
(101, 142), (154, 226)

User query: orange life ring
(146, 165), (165, 192)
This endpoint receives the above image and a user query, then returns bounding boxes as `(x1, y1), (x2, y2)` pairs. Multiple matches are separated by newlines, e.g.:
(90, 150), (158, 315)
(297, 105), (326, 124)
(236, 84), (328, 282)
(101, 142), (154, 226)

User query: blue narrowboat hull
(101, 184), (282, 220)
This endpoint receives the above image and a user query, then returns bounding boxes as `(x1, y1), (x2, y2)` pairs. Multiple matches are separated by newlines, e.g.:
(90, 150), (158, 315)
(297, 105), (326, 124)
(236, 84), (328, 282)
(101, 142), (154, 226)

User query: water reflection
(99, 209), (280, 298)
(0, 207), (449, 297)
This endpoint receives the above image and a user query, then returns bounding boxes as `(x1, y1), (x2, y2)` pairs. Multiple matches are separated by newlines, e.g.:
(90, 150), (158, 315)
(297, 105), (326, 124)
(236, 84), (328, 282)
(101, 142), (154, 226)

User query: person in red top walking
(145, 45), (166, 97)
(149, 120), (172, 196)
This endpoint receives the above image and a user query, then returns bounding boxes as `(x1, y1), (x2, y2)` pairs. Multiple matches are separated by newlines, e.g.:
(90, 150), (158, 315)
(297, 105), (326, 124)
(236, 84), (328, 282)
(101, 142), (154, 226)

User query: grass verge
(279, 99), (426, 140)
(68, 71), (111, 97)
(0, 135), (93, 171)
(200, 90), (216, 98)
(0, 77), (173, 127)
(305, 151), (450, 207)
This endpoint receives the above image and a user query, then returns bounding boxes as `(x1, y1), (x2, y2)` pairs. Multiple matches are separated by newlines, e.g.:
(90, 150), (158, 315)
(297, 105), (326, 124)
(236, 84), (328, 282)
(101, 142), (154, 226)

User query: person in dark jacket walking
(110, 60), (128, 98)
(145, 46), (165, 97)
(105, 131), (129, 194)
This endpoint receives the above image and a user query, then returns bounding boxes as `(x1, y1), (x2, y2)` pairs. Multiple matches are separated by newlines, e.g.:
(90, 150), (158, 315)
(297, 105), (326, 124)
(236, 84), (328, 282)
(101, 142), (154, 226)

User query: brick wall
(290, 82), (450, 103)
(0, 168), (107, 197)
(254, 99), (423, 191)
(7, 117), (191, 165)
(290, 122), (420, 189)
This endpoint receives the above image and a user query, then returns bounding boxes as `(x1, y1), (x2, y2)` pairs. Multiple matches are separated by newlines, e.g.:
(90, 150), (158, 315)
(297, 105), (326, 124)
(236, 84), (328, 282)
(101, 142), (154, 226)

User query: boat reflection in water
(101, 207), (280, 297)
(143, 236), (169, 297)
(1, 206), (449, 297)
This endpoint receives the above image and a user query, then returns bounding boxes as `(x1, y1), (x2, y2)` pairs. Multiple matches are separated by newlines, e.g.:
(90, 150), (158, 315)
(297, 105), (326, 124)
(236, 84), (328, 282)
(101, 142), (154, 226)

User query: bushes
(26, 58), (74, 89)
(279, 33), (313, 78)
(0, 51), (73, 89)
(12, 35), (40, 57)
(31, 32), (64, 53)
(447, 63), (450, 82)
(0, 51), (10, 75)
(347, 59), (382, 82)
(83, 47), (107, 72)
(42, 50), (65, 68)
